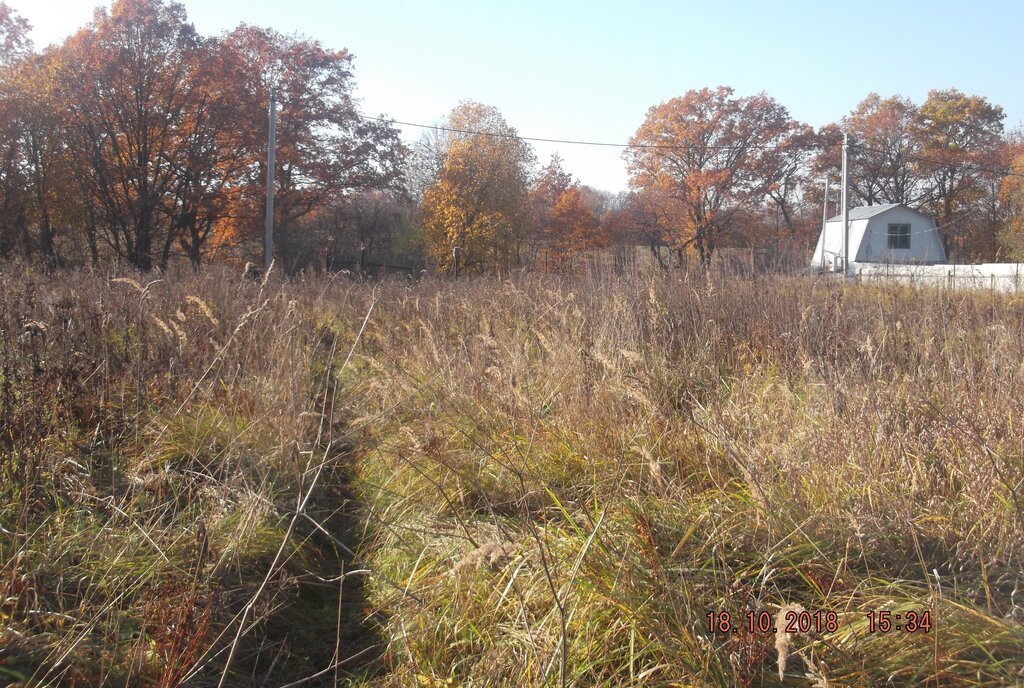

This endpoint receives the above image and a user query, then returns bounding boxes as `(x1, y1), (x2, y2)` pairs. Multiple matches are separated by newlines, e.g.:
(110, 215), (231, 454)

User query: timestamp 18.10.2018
(705, 609), (933, 635)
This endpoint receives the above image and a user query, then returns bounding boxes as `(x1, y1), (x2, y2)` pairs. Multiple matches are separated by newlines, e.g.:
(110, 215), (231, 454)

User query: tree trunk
(17, 206), (32, 258)
(187, 226), (203, 272)
(649, 240), (667, 270)
(38, 212), (54, 258)
(135, 212), (154, 272)
(85, 208), (100, 265)
(159, 222), (176, 272)
(695, 235), (713, 271)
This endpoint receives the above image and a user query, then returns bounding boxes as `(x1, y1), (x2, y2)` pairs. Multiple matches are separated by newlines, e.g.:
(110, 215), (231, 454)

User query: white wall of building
(854, 206), (946, 264)
(811, 219), (867, 271)
(811, 205), (947, 269)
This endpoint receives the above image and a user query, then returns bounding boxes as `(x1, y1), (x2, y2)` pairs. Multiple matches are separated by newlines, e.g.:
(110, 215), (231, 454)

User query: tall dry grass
(328, 267), (1024, 687)
(0, 262), (382, 686)
(2, 260), (1023, 686)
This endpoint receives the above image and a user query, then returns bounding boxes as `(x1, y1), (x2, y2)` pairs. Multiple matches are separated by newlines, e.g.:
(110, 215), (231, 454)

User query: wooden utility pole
(841, 132), (850, 276)
(821, 177), (830, 271)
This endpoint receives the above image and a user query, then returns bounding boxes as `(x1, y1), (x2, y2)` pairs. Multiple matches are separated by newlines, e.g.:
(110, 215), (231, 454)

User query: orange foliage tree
(911, 89), (1006, 261)
(624, 86), (806, 268)
(0, 0), (404, 270)
(54, 0), (208, 271)
(842, 94), (922, 205)
(7, 52), (75, 260)
(548, 186), (604, 262)
(997, 139), (1024, 259)
(527, 155), (606, 269)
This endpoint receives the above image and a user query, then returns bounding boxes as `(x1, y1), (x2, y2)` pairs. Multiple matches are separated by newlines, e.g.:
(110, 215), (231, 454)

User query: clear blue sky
(9, 0), (1024, 191)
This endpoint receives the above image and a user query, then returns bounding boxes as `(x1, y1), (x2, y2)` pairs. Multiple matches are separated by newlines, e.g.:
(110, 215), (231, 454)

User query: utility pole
(264, 90), (277, 269)
(821, 176), (830, 271)
(841, 132), (850, 276)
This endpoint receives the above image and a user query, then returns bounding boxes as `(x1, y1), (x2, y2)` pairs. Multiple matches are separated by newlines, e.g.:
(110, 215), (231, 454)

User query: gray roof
(827, 203), (902, 223)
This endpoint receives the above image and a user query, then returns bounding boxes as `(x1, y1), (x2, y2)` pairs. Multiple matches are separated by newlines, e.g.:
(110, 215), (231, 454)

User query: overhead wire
(848, 141), (1024, 180)
(356, 113), (1024, 179)
(355, 112), (835, 152)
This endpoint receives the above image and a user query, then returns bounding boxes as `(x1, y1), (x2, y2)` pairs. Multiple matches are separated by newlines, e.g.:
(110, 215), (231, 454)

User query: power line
(359, 113), (639, 148)
(356, 113), (835, 152)
(849, 141), (1024, 180)
(356, 112), (1024, 179)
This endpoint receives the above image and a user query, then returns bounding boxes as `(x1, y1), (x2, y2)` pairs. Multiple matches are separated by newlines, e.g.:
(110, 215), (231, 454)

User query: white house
(811, 203), (947, 271)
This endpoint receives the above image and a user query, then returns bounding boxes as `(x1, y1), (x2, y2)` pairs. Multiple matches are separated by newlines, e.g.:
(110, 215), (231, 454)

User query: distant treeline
(1, 0), (1022, 272)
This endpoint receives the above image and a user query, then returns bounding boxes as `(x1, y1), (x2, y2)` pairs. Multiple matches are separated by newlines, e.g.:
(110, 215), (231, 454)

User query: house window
(887, 223), (911, 249)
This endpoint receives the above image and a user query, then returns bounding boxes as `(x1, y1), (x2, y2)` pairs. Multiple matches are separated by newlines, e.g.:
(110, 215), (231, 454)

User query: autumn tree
(290, 190), (420, 273)
(0, 3), (30, 255)
(0, 80), (25, 255)
(220, 25), (404, 271)
(760, 121), (818, 238)
(526, 155), (572, 262)
(0, 2), (29, 68)
(0, 39), (81, 262)
(806, 123), (843, 201)
(8, 51), (83, 261)
(546, 186), (604, 268)
(55, 0), (207, 271)
(420, 102), (534, 273)
(154, 37), (252, 270)
(996, 137), (1024, 259)
(604, 191), (671, 268)
(912, 88), (1005, 260)
(577, 185), (615, 247)
(624, 86), (805, 268)
(525, 156), (606, 269)
(841, 94), (921, 205)
(27, 0), (404, 272)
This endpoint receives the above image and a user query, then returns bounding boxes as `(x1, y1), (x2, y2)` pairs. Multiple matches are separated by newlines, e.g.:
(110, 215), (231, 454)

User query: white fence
(850, 263), (1024, 293)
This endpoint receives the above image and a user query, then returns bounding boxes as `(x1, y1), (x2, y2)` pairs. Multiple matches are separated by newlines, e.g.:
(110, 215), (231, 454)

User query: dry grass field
(1, 262), (1023, 686)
